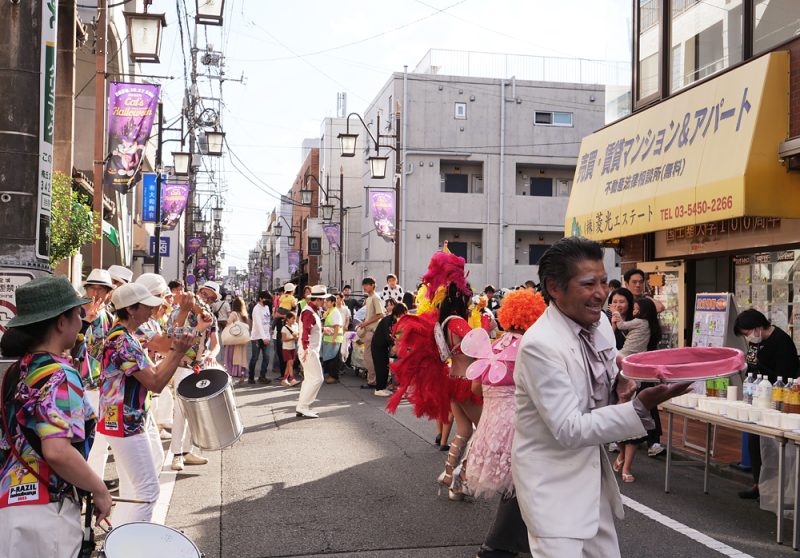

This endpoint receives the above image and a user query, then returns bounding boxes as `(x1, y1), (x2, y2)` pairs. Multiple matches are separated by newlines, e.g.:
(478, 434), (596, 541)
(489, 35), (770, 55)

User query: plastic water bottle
(773, 377), (786, 412)
(743, 373), (754, 404)
(758, 377), (774, 410)
(783, 379), (794, 413)
(754, 374), (764, 401)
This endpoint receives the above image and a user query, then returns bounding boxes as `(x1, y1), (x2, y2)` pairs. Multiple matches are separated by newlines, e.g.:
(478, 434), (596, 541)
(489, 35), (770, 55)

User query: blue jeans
(248, 340), (270, 379)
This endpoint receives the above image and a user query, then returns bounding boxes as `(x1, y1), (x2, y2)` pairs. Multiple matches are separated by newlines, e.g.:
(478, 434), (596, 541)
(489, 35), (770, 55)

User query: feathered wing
(386, 312), (451, 423)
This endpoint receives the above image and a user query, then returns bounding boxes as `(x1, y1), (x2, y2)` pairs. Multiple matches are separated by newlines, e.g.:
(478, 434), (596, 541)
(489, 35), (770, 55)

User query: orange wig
(497, 290), (546, 332)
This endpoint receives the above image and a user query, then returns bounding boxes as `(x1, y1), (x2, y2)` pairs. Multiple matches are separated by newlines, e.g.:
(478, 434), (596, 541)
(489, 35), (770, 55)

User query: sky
(152, 0), (633, 273)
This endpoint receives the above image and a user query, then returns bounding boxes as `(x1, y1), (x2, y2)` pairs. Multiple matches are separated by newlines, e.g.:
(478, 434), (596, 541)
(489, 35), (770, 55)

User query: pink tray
(621, 347), (745, 383)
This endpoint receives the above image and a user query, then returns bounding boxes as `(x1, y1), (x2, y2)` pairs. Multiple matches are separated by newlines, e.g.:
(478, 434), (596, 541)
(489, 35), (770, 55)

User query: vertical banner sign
(160, 181), (191, 230)
(187, 236), (204, 255)
(262, 264), (272, 283)
(322, 224), (341, 251)
(36, 2), (58, 260)
(141, 173), (165, 222)
(105, 83), (160, 192)
(196, 257), (209, 281)
(288, 251), (300, 275)
(207, 267), (216, 281)
(369, 190), (396, 242)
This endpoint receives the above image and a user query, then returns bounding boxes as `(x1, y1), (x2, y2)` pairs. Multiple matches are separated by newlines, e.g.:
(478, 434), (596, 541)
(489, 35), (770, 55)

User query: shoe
(104, 479), (119, 492)
(295, 410), (319, 419)
(621, 473), (635, 483)
(475, 545), (518, 558)
(289, 379), (301, 386)
(325, 376), (339, 384)
(258, 377), (271, 384)
(183, 452), (208, 465)
(247, 378), (255, 385)
(360, 383), (376, 389)
(434, 434), (442, 446)
(612, 457), (624, 473)
(439, 444), (450, 451)
(738, 487), (760, 499)
(281, 379), (291, 387)
(648, 443), (665, 457)
(171, 455), (184, 471)
(608, 442), (619, 452)
(159, 429), (172, 440)
(374, 389), (392, 397)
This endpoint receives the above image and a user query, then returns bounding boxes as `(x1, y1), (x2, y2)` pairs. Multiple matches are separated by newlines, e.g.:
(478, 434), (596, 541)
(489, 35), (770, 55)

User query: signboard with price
(0, 271), (36, 344)
(565, 52), (800, 242)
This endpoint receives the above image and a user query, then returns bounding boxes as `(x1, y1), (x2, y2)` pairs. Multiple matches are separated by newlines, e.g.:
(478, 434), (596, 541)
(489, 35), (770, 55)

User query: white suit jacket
(511, 303), (646, 540)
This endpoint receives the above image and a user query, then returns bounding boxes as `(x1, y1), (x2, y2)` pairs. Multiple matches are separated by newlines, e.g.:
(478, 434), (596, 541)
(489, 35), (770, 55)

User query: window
(440, 229), (482, 263)
(440, 162), (484, 194)
(754, 0), (800, 55)
(530, 178), (553, 197)
(454, 102), (467, 119)
(534, 111), (573, 126)
(529, 245), (549, 266)
(555, 178), (572, 197)
(637, 0), (660, 102)
(443, 173), (469, 193)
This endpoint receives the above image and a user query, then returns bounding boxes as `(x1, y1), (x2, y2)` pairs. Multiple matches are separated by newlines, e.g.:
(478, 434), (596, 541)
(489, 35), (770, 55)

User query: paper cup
(761, 410), (782, 428)
(748, 408), (763, 423)
(781, 414), (800, 431)
(726, 386), (738, 401)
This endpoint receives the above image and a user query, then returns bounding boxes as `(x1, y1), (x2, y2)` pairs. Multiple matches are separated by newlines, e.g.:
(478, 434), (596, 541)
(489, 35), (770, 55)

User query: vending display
(733, 250), (800, 353)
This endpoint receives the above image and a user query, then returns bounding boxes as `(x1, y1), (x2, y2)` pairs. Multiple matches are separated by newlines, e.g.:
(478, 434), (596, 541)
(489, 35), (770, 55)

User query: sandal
(613, 457), (624, 473)
(437, 434), (468, 493)
(622, 473), (635, 483)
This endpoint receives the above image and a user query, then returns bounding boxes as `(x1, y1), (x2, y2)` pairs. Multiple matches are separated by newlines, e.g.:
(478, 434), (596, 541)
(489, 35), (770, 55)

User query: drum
(102, 522), (201, 557)
(177, 368), (243, 450)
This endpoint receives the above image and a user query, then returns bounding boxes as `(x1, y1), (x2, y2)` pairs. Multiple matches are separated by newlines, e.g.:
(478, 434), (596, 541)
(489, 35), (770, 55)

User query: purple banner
(187, 236), (204, 254)
(288, 250), (300, 275)
(262, 264), (273, 283)
(322, 224), (340, 251)
(196, 257), (209, 281)
(369, 190), (395, 242)
(161, 181), (190, 230)
(207, 267), (216, 281)
(105, 82), (160, 192)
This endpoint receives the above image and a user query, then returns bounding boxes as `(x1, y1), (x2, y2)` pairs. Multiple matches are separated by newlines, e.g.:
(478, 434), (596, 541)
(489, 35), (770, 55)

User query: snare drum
(102, 521), (202, 557)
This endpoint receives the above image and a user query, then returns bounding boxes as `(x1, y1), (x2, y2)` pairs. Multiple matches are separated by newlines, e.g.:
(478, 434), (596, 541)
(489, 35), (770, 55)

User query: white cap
(200, 281), (221, 299)
(135, 273), (168, 297)
(107, 265), (133, 284)
(83, 269), (114, 288)
(283, 282), (296, 293)
(111, 282), (163, 309)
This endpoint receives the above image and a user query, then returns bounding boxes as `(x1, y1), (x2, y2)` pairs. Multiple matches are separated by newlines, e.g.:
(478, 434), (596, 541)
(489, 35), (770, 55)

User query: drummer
(99, 283), (194, 525)
(166, 281), (220, 471)
(0, 276), (112, 557)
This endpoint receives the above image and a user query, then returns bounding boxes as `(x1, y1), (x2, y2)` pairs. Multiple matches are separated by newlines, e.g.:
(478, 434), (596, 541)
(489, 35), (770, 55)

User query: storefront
(566, 52), (800, 349)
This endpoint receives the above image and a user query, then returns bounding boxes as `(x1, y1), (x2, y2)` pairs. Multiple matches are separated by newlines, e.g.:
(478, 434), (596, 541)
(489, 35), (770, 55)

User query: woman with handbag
(222, 297), (251, 384)
(0, 276), (113, 558)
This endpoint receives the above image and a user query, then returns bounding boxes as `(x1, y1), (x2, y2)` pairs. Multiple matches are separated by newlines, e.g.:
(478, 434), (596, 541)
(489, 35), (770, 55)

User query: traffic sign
(0, 271), (36, 341)
(186, 273), (196, 286)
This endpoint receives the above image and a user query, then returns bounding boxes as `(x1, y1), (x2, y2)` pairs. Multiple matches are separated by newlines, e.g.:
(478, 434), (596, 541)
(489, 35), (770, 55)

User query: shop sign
(565, 53), (800, 241)
(0, 271), (35, 343)
(666, 216), (780, 243)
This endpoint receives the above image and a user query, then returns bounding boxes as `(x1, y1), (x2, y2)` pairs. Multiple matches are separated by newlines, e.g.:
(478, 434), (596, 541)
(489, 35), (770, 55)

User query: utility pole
(154, 102), (164, 273)
(339, 166), (344, 291)
(91, 0), (107, 269)
(182, 20), (199, 285)
(393, 104), (402, 279)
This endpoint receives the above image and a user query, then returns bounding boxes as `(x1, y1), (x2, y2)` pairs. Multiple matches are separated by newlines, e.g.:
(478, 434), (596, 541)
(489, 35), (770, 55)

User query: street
(126, 372), (797, 558)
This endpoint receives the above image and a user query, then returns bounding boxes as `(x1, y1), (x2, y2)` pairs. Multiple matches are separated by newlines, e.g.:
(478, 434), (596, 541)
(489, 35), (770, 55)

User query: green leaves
(49, 171), (101, 266)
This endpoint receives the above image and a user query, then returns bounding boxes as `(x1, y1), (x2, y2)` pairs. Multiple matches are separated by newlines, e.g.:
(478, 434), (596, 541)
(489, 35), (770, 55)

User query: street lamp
(368, 155), (389, 180)
(273, 223), (283, 237)
(124, 11), (167, 63)
(320, 203), (334, 221)
(212, 203), (223, 223)
(300, 187), (312, 206)
(338, 132), (358, 157)
(195, 0), (225, 25)
(172, 151), (191, 176)
(205, 130), (225, 156)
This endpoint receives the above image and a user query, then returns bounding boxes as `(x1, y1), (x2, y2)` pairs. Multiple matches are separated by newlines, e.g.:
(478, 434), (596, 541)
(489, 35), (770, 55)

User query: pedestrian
(295, 285), (328, 418)
(280, 312), (300, 387)
(248, 290), (272, 385)
(336, 292), (352, 332)
(341, 284), (360, 319)
(512, 237), (688, 556)
(298, 286), (312, 312)
(321, 295), (344, 385)
(357, 277), (385, 389)
(0, 276), (112, 558)
(212, 293), (232, 330)
(108, 264), (133, 287)
(99, 283), (194, 525)
(223, 297), (250, 384)
(380, 273), (404, 304)
(371, 302), (407, 397)
(277, 282), (297, 316)
(401, 291), (416, 314)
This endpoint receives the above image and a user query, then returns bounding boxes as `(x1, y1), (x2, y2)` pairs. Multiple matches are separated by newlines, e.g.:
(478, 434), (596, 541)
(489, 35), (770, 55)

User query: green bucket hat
(7, 276), (91, 328)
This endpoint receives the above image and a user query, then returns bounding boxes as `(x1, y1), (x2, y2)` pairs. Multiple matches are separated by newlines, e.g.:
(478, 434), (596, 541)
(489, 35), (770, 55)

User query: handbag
(221, 318), (251, 345)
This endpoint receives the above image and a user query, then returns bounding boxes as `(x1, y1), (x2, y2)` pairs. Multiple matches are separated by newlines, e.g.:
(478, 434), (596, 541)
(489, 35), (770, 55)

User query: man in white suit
(512, 237), (688, 557)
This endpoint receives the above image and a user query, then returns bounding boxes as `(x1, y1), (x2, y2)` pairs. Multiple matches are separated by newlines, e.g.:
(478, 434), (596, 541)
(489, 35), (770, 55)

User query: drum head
(103, 522), (200, 557)
(178, 368), (230, 400)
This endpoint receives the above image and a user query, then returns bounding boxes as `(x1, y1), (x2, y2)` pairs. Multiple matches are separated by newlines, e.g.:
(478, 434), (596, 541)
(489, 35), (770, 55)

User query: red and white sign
(0, 271), (36, 342)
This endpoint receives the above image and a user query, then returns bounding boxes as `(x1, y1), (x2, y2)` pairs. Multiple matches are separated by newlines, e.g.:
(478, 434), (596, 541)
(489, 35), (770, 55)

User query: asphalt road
(160, 370), (798, 558)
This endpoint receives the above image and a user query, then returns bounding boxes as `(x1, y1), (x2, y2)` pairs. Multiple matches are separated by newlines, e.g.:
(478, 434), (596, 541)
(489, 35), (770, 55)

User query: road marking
(152, 450), (177, 525)
(622, 495), (755, 557)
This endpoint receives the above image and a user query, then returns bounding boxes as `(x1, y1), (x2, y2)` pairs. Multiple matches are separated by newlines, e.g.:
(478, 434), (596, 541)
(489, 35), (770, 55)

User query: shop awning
(565, 52), (800, 242)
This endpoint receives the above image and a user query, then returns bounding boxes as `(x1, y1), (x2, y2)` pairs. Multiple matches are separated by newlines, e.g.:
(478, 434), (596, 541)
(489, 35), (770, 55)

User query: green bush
(49, 171), (100, 266)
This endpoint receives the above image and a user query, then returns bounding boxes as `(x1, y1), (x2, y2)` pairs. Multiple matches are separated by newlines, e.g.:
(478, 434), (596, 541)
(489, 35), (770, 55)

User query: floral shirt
(78, 308), (113, 388)
(168, 301), (217, 368)
(0, 353), (95, 507)
(136, 318), (165, 363)
(98, 323), (154, 437)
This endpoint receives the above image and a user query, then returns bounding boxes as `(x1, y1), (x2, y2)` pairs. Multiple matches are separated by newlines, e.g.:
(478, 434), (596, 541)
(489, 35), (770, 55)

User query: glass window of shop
(637, 0), (661, 103)
(733, 250), (800, 353)
(754, 0), (800, 55)
(670, 0), (743, 93)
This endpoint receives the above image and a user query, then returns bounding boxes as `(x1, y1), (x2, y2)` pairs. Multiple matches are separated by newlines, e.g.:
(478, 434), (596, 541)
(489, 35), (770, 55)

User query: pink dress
(461, 332), (520, 498)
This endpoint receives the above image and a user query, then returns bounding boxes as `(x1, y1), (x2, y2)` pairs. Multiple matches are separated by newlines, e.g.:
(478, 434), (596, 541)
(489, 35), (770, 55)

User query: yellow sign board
(565, 53), (800, 241)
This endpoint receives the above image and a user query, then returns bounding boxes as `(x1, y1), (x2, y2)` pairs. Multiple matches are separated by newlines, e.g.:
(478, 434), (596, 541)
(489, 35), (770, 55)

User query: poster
(322, 224), (340, 251)
(288, 251), (299, 275)
(36, 1), (57, 260)
(196, 257), (209, 281)
(141, 173), (165, 222)
(104, 83), (160, 192)
(692, 294), (729, 348)
(160, 181), (190, 230)
(187, 237), (204, 255)
(369, 190), (395, 242)
(0, 271), (36, 345)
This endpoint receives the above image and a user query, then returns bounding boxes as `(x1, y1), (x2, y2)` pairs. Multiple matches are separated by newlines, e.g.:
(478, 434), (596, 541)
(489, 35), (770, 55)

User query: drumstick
(111, 496), (155, 504)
